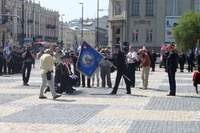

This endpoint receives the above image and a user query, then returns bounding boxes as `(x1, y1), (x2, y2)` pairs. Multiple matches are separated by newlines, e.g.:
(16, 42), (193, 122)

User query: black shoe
(66, 91), (74, 94)
(87, 86), (91, 88)
(71, 88), (76, 91)
(39, 96), (47, 99)
(167, 94), (176, 96)
(126, 92), (131, 94)
(82, 85), (85, 87)
(53, 95), (61, 100)
(44, 87), (50, 93)
(23, 83), (29, 86)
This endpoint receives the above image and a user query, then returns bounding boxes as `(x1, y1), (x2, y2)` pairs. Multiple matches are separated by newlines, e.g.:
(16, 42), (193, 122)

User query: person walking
(126, 45), (137, 87)
(137, 49), (151, 89)
(39, 49), (61, 100)
(110, 44), (131, 94)
(166, 44), (178, 96)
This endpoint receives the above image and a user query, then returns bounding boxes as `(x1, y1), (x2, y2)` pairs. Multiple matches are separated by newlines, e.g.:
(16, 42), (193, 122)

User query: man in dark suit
(55, 55), (78, 94)
(150, 49), (157, 71)
(166, 44), (178, 96)
(110, 44), (131, 94)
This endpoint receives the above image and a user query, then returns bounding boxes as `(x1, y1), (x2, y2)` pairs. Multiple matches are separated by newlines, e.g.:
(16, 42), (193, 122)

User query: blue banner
(77, 41), (103, 78)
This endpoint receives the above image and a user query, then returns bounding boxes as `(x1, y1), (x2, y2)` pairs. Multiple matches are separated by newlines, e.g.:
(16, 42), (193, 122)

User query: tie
(68, 64), (72, 74)
(65, 64), (72, 74)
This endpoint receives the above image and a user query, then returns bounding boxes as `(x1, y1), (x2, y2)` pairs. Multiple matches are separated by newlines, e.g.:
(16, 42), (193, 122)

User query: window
(146, 29), (153, 42)
(146, 0), (154, 16)
(165, 0), (182, 16)
(132, 29), (139, 42)
(131, 0), (139, 16)
(194, 0), (200, 12)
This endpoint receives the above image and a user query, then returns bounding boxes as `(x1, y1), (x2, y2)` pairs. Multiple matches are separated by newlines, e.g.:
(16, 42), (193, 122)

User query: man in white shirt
(39, 49), (61, 100)
(126, 45), (137, 87)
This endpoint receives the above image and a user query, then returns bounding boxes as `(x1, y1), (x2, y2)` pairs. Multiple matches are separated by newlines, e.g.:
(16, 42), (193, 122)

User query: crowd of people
(0, 43), (200, 99)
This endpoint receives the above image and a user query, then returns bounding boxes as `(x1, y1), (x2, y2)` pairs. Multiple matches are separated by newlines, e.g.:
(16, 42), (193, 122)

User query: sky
(35, 0), (109, 22)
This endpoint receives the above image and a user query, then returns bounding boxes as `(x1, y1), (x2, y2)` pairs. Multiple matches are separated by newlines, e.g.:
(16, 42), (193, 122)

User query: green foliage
(173, 11), (200, 52)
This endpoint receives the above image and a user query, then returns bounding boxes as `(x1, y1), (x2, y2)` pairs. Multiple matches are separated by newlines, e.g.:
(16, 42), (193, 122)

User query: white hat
(44, 49), (51, 53)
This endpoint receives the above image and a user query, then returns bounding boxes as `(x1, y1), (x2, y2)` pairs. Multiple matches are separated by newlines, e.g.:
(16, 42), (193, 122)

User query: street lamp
(61, 14), (65, 48)
(96, 0), (99, 48)
(97, 0), (107, 48)
(21, 0), (24, 45)
(79, 2), (84, 39)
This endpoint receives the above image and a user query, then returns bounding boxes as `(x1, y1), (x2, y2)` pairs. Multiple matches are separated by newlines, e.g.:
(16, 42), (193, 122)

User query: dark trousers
(81, 74), (90, 87)
(180, 63), (185, 71)
(0, 60), (3, 74)
(75, 70), (80, 86)
(112, 70), (131, 94)
(22, 62), (32, 84)
(151, 61), (156, 70)
(4, 60), (12, 74)
(168, 72), (176, 95)
(188, 62), (194, 72)
(12, 61), (17, 74)
(128, 63), (136, 87)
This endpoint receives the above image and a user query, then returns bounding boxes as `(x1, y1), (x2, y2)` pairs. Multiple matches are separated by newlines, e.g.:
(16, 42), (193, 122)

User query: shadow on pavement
(177, 95), (200, 99)
(53, 99), (76, 102)
(148, 88), (168, 92)
(90, 93), (148, 97)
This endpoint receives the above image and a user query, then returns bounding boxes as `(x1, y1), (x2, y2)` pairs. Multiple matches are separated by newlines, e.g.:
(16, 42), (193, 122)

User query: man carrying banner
(110, 44), (131, 95)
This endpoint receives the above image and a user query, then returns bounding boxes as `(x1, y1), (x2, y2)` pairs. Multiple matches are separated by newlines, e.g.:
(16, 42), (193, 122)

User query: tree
(173, 11), (200, 52)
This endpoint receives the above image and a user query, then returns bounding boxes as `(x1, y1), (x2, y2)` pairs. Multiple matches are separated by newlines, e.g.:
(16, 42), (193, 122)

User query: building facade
(108, 0), (200, 52)
(62, 16), (108, 49)
(0, 0), (59, 47)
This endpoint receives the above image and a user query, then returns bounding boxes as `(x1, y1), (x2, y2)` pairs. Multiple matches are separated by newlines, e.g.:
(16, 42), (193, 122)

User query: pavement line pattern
(0, 60), (200, 132)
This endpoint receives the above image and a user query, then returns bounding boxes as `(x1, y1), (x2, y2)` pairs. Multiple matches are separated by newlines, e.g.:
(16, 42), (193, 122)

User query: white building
(0, 0), (59, 47)
(108, 0), (200, 52)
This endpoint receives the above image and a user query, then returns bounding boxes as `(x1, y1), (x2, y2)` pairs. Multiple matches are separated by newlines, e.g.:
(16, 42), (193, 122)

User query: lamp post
(96, 0), (99, 48)
(61, 14), (65, 48)
(79, 2), (84, 39)
(21, 0), (24, 45)
(97, 0), (107, 48)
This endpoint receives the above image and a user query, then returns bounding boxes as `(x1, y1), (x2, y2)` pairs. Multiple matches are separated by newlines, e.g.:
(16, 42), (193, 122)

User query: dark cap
(114, 44), (120, 49)
(60, 55), (72, 60)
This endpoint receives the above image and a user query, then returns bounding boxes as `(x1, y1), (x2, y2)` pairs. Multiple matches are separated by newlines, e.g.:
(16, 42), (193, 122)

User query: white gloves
(69, 74), (78, 79)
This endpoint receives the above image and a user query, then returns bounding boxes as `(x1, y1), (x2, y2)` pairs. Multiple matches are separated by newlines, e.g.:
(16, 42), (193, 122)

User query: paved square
(0, 60), (200, 133)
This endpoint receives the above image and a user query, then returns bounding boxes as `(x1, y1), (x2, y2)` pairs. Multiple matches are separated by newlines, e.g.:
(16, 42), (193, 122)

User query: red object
(193, 72), (200, 87)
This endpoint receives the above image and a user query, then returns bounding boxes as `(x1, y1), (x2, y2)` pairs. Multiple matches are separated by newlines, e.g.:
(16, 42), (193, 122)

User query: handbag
(46, 71), (51, 80)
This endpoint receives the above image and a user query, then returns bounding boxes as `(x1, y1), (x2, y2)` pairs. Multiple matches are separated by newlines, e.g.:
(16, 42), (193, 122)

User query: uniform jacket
(166, 50), (178, 73)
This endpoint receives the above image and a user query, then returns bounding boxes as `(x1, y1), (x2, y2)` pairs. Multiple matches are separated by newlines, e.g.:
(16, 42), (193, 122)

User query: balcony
(27, 19), (33, 23)
(46, 24), (56, 29)
(44, 36), (58, 41)
(46, 24), (51, 28)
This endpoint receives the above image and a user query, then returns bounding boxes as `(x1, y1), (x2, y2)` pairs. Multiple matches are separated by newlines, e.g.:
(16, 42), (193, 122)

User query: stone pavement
(0, 60), (200, 133)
